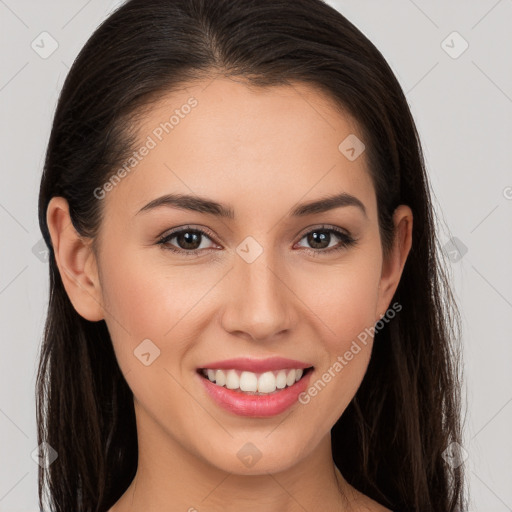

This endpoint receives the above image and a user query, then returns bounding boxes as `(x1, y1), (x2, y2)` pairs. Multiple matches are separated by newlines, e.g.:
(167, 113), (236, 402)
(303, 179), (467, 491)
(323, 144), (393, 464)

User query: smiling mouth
(197, 366), (314, 395)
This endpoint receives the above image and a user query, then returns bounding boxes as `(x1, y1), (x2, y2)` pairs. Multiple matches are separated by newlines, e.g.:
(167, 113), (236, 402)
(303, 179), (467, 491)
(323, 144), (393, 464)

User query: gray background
(0, 0), (511, 510)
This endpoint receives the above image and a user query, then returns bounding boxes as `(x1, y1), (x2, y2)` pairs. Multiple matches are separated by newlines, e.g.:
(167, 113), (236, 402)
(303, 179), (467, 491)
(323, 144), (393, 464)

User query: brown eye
(157, 226), (218, 256)
(296, 226), (356, 255)
(172, 230), (203, 250)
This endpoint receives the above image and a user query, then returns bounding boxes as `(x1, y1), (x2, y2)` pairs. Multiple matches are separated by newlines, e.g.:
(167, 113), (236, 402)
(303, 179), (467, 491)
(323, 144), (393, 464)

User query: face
(49, 76), (412, 478)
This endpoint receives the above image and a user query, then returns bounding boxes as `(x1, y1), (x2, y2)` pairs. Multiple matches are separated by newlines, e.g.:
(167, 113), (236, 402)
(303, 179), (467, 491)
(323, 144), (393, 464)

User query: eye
(157, 225), (218, 256)
(295, 225), (357, 255)
(156, 224), (357, 257)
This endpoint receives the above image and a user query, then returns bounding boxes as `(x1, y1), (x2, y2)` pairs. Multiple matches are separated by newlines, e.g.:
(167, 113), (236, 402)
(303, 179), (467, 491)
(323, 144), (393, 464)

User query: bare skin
(47, 76), (411, 511)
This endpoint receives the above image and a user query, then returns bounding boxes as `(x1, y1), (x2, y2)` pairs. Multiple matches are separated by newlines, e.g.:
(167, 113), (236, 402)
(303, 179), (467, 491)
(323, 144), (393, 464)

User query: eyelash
(156, 224), (357, 258)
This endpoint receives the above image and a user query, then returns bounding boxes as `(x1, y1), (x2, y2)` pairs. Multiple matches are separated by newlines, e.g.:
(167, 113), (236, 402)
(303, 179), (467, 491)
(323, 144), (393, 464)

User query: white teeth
(225, 369), (239, 390)
(215, 369), (226, 387)
(202, 367), (308, 394)
(275, 370), (287, 389)
(239, 371), (258, 392)
(258, 371), (276, 393)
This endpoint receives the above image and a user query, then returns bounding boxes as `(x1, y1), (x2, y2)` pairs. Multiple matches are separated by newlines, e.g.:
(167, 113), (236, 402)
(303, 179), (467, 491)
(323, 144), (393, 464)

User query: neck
(109, 402), (357, 512)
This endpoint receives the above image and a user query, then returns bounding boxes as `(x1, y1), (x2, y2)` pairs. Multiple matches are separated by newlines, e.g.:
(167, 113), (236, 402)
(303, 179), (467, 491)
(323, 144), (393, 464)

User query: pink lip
(198, 357), (312, 373)
(197, 368), (313, 417)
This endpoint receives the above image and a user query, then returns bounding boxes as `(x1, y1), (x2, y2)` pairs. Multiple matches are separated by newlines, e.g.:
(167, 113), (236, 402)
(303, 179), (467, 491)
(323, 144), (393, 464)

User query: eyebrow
(136, 192), (367, 219)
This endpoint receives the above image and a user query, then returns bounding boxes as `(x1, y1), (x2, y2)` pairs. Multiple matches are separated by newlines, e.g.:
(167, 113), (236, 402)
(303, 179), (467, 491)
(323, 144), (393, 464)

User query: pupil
(308, 230), (329, 249)
(179, 231), (200, 249)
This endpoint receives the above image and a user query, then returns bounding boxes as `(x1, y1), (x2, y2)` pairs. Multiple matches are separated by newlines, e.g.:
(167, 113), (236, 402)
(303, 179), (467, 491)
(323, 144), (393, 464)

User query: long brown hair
(37, 0), (466, 510)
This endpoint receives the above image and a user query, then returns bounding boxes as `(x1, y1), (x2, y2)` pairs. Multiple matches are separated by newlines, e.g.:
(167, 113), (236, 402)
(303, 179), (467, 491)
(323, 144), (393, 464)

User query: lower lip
(198, 369), (313, 417)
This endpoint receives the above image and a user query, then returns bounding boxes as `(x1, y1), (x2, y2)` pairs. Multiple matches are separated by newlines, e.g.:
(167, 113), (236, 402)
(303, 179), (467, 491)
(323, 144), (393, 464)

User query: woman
(36, 0), (466, 510)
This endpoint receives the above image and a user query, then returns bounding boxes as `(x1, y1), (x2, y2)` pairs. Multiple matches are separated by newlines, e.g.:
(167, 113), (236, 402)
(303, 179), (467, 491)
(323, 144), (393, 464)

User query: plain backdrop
(0, 1), (511, 510)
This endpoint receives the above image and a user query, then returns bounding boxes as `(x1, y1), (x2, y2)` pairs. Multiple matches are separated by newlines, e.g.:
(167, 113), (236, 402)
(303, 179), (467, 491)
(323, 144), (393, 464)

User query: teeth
(258, 371), (276, 393)
(239, 371), (258, 392)
(226, 369), (239, 390)
(201, 368), (307, 394)
(215, 369), (226, 387)
(275, 370), (287, 389)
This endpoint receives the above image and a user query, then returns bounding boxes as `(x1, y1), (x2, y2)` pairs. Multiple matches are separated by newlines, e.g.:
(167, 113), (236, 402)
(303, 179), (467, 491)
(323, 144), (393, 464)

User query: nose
(220, 246), (298, 342)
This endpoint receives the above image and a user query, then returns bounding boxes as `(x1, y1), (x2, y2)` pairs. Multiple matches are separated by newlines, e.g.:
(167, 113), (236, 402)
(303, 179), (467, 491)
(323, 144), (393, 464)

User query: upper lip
(198, 357), (313, 373)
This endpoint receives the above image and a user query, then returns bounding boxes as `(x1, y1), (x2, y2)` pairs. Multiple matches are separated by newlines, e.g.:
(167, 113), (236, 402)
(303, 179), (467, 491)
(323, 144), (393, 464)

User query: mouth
(196, 366), (314, 396)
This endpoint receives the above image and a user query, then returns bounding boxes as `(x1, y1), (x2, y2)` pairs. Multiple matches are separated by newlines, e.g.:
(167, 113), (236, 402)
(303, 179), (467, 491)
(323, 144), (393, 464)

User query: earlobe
(46, 197), (105, 322)
(376, 205), (413, 319)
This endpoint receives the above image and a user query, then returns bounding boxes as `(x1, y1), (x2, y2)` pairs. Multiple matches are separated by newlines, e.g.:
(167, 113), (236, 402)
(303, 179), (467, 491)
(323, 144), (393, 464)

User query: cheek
(297, 253), (382, 349)
(101, 237), (382, 371)
(98, 251), (208, 418)
(292, 252), (381, 423)
(98, 248), (223, 370)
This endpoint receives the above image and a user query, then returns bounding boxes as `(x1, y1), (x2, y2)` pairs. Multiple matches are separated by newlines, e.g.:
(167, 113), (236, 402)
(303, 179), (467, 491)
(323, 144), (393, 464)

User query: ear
(46, 197), (105, 322)
(376, 204), (413, 320)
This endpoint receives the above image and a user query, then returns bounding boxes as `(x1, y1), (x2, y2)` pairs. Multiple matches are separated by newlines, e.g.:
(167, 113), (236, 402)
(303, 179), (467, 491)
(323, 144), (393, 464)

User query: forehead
(102, 77), (376, 221)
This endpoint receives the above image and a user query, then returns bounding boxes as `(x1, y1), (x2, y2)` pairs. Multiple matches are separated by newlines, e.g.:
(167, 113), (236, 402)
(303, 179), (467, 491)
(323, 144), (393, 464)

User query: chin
(198, 436), (309, 476)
